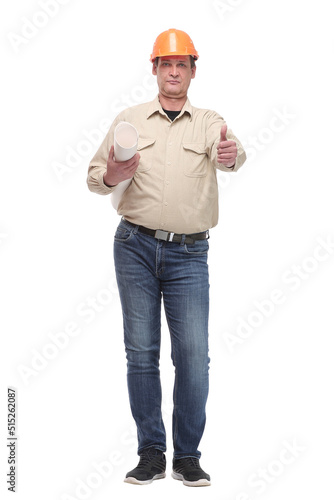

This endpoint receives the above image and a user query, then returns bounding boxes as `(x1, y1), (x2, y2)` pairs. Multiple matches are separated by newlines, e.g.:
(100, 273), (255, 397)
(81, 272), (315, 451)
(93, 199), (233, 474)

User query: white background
(1, 0), (333, 499)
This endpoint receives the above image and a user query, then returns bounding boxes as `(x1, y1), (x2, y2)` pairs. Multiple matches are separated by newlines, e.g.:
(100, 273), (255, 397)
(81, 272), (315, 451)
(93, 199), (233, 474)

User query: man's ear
(152, 63), (157, 76)
(191, 65), (197, 79)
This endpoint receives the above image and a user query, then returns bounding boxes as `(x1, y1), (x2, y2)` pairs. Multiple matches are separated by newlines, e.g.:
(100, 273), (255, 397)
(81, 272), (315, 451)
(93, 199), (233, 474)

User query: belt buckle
(155, 229), (169, 241)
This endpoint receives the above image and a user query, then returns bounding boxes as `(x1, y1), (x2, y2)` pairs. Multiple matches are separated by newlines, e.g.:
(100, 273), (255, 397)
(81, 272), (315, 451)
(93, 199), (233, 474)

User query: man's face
(152, 55), (196, 100)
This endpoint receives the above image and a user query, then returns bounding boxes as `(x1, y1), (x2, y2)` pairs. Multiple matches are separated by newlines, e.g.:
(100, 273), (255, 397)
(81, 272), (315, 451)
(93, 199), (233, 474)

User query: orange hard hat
(150, 29), (199, 62)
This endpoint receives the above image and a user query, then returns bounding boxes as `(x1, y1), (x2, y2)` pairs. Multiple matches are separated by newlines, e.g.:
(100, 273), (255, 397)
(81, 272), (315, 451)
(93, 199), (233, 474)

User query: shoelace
(177, 457), (201, 472)
(137, 449), (162, 469)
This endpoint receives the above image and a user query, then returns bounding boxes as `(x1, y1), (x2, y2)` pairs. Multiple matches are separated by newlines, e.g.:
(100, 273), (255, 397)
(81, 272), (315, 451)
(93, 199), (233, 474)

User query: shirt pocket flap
(182, 142), (206, 154)
(137, 138), (156, 151)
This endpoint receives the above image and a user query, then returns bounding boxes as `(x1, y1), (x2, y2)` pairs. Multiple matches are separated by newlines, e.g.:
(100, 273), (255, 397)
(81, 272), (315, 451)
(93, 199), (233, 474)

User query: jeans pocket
(114, 221), (134, 242)
(184, 239), (209, 254)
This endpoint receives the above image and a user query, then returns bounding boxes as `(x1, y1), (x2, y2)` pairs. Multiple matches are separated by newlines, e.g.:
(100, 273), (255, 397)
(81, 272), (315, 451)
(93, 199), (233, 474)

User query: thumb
(220, 124), (227, 142)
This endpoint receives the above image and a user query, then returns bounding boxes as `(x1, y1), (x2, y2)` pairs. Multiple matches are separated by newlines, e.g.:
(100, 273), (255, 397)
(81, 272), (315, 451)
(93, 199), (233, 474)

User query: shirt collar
(147, 95), (193, 121)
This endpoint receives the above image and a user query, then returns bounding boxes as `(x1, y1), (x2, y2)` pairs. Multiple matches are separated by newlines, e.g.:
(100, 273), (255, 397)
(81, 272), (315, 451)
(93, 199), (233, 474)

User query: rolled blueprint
(110, 121), (139, 210)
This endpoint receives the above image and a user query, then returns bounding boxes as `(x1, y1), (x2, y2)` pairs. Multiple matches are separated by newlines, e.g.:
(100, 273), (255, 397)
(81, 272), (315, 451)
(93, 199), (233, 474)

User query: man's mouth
(167, 80), (180, 84)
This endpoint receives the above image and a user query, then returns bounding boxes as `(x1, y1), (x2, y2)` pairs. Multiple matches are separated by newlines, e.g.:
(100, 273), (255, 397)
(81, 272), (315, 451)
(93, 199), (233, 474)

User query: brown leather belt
(123, 218), (209, 244)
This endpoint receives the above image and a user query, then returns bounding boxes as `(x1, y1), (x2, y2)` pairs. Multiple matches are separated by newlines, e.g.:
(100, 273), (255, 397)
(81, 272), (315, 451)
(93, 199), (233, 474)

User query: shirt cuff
(87, 167), (117, 195)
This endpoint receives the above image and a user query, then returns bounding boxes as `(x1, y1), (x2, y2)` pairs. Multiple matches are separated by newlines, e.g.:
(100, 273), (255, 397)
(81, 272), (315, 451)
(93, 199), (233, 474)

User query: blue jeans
(113, 218), (210, 459)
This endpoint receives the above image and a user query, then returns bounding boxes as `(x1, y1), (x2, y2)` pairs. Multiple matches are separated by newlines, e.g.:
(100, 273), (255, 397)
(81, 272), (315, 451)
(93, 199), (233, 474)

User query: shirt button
(161, 222), (165, 226)
(165, 181), (170, 185)
(167, 162), (171, 166)
(164, 202), (168, 206)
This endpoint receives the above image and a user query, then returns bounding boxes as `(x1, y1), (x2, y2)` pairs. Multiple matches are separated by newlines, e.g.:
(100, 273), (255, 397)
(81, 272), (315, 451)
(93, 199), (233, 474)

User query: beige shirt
(87, 95), (246, 234)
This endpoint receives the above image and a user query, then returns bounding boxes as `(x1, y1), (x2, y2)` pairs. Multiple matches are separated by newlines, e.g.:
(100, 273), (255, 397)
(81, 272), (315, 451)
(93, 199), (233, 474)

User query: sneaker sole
(171, 471), (211, 487)
(124, 472), (166, 485)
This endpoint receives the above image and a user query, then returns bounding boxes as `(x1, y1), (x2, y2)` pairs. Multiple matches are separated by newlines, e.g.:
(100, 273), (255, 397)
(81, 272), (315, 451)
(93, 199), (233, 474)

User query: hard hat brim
(150, 52), (199, 62)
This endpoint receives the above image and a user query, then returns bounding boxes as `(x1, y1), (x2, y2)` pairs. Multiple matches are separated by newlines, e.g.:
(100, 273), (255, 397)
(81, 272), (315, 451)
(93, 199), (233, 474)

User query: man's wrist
(223, 161), (235, 169)
(103, 172), (116, 187)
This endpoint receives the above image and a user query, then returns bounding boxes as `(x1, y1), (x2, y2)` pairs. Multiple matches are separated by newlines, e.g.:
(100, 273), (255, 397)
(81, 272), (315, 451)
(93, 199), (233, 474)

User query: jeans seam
(161, 242), (165, 275)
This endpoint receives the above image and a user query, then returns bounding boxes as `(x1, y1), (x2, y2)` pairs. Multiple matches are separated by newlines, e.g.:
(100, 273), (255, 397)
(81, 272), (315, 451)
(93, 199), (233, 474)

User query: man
(87, 28), (246, 487)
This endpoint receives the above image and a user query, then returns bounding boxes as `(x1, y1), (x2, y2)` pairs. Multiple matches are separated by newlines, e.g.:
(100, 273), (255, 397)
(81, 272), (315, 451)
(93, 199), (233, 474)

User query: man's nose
(169, 65), (179, 77)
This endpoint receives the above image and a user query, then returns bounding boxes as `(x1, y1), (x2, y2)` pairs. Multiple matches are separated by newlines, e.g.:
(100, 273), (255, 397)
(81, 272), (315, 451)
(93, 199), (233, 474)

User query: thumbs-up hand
(217, 124), (237, 168)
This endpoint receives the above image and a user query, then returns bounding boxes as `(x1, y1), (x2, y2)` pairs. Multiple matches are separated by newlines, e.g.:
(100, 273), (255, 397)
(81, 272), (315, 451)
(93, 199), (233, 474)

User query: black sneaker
(124, 447), (166, 485)
(172, 457), (211, 487)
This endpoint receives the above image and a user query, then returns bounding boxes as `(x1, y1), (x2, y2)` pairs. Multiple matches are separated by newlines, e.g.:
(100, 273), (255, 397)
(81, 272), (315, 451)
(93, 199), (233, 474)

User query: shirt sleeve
(86, 116), (123, 195)
(205, 111), (247, 173)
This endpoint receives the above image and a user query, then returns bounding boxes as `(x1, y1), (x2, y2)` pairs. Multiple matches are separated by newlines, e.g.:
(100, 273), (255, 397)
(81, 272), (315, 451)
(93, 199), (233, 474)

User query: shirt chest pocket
(182, 143), (207, 177)
(136, 137), (156, 172)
